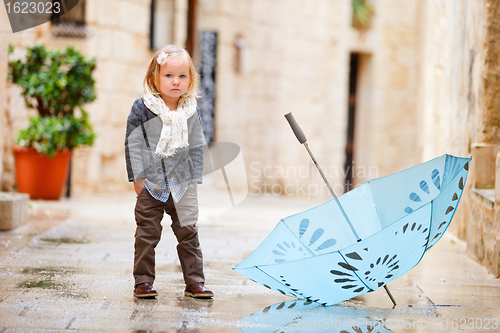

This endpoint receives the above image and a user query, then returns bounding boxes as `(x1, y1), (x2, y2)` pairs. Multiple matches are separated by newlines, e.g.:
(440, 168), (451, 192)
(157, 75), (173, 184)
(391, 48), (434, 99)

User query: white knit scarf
(142, 85), (197, 158)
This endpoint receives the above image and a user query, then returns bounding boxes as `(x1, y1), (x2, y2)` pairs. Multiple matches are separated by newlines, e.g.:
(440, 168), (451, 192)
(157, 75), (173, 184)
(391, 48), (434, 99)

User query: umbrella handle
(284, 112), (307, 144)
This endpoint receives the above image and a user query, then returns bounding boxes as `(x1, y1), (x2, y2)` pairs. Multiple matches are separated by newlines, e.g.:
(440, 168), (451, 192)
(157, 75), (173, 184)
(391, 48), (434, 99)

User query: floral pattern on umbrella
(335, 205), (431, 293)
(234, 154), (471, 306)
(272, 218), (337, 263)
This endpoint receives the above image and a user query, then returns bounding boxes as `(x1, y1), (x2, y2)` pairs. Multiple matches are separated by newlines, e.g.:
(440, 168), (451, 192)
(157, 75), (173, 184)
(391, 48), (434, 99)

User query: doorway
(345, 53), (359, 192)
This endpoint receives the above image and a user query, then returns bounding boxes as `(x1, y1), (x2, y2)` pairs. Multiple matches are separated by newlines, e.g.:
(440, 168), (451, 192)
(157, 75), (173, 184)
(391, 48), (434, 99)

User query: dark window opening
(150, 0), (175, 50)
(345, 53), (359, 192)
(51, 0), (88, 38)
(185, 0), (198, 56)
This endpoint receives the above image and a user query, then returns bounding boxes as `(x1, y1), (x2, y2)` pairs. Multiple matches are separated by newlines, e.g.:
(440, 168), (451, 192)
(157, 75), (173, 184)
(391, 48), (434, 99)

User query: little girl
(125, 45), (212, 299)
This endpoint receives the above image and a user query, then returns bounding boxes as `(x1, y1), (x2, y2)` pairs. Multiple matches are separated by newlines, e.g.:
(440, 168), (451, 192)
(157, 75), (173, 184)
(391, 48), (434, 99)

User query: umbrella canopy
(234, 154), (470, 306)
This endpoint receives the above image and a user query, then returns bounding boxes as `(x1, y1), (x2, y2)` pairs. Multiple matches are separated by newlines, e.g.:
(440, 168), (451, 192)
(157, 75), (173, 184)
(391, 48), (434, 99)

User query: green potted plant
(8, 44), (96, 200)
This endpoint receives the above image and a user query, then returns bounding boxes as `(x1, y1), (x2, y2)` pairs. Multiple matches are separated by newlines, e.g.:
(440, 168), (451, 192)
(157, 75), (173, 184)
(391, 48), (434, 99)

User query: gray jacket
(125, 97), (204, 187)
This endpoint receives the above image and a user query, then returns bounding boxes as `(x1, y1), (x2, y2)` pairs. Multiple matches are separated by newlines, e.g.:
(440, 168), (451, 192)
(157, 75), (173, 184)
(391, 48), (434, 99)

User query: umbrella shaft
(303, 143), (361, 241)
(384, 285), (397, 307)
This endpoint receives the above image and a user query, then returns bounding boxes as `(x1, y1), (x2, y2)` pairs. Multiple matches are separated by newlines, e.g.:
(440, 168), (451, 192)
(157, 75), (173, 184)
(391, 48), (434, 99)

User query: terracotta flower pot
(13, 146), (72, 200)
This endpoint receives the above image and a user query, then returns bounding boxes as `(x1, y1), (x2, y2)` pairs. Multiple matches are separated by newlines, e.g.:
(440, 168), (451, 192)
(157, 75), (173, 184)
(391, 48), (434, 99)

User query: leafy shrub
(17, 113), (95, 158)
(352, 0), (374, 30)
(8, 45), (97, 156)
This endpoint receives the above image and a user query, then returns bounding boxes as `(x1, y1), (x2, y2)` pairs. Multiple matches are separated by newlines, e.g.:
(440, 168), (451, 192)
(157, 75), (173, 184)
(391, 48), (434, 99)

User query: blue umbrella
(233, 113), (470, 306)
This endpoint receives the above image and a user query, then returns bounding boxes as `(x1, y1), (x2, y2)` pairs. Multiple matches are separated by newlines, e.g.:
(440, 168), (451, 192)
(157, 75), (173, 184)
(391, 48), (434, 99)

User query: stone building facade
(412, 0), (500, 277)
(0, 0), (499, 275)
(194, 0), (429, 197)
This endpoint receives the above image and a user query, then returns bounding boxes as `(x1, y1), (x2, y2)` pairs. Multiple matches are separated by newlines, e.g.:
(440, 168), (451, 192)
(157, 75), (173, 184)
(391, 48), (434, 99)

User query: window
(51, 0), (88, 38)
(150, 0), (175, 50)
(198, 30), (217, 143)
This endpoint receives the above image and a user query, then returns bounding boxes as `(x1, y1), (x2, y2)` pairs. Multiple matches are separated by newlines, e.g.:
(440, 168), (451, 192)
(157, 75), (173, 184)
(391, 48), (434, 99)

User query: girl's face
(158, 55), (190, 106)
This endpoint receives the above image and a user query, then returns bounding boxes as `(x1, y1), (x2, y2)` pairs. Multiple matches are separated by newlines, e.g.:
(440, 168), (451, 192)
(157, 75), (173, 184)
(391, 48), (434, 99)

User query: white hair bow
(157, 51), (169, 66)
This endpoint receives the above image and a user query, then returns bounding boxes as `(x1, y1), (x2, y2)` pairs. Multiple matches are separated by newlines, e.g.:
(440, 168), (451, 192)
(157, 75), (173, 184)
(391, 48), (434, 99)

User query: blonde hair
(143, 45), (200, 100)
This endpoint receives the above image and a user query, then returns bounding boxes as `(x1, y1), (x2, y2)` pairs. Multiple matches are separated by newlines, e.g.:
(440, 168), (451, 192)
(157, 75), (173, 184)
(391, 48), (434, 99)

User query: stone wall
(416, 0), (481, 161)
(0, 0), (10, 187)
(414, 0), (483, 244)
(197, 0), (424, 197)
(78, 0), (153, 192)
(469, 0), (500, 276)
(0, 4), (40, 192)
(493, 152), (500, 276)
(198, 0), (358, 197)
(413, 0), (500, 276)
(478, 0), (500, 145)
(354, 0), (420, 182)
(0, 35), (6, 187)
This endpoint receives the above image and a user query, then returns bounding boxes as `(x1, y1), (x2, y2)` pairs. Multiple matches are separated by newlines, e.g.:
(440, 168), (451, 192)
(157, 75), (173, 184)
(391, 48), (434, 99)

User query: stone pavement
(0, 188), (499, 332)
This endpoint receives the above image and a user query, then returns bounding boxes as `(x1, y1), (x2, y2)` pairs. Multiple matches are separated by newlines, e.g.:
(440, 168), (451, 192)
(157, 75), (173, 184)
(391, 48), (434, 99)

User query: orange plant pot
(13, 146), (72, 200)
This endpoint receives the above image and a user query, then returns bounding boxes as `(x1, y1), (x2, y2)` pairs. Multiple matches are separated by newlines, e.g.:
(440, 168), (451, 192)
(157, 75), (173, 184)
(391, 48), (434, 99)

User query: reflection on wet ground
(240, 289), (500, 332)
(239, 298), (453, 333)
(240, 300), (398, 332)
(0, 191), (499, 332)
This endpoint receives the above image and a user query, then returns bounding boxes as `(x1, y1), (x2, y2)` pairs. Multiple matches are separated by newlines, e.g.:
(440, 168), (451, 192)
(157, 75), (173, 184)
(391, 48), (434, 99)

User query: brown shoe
(134, 282), (158, 298)
(184, 282), (213, 298)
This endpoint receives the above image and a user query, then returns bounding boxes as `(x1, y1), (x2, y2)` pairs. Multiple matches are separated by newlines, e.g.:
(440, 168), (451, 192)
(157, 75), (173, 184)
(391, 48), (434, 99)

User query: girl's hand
(192, 181), (198, 190)
(134, 178), (145, 196)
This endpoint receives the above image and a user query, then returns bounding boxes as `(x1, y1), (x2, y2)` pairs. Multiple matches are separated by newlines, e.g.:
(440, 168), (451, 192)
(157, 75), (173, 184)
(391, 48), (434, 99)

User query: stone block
(0, 192), (29, 231)
(495, 151), (500, 206)
(93, 125), (124, 158)
(472, 143), (500, 189)
(493, 239), (500, 278)
(121, 2), (149, 35)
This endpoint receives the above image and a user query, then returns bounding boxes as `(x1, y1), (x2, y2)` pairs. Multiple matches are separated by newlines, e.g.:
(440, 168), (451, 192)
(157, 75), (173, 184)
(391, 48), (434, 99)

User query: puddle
(21, 266), (77, 276)
(17, 266), (87, 298)
(18, 280), (58, 289)
(239, 300), (439, 332)
(40, 237), (89, 244)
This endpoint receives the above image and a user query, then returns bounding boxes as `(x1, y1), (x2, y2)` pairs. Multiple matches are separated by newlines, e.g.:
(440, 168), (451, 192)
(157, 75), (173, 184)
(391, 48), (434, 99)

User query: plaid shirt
(144, 175), (188, 203)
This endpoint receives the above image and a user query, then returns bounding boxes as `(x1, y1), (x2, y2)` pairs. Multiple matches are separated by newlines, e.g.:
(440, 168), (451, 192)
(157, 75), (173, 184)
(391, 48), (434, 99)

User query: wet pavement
(0, 188), (499, 332)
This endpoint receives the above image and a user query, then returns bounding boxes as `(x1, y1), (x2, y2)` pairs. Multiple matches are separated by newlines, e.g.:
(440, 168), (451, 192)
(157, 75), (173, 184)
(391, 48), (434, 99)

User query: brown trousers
(133, 184), (204, 287)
